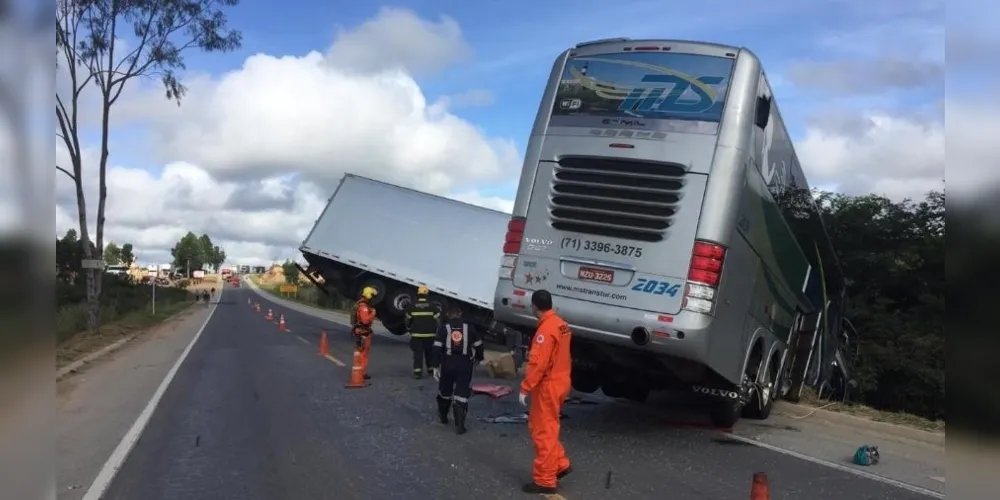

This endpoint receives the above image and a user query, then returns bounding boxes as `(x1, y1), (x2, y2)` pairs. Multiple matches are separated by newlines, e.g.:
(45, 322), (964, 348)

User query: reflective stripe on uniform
(473, 340), (483, 347)
(409, 311), (435, 316)
(439, 393), (452, 400)
(433, 341), (443, 347)
(444, 323), (470, 356)
(411, 333), (436, 338)
(453, 395), (468, 403)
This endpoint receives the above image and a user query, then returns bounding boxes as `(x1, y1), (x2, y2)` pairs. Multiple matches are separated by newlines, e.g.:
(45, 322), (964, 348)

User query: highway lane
(101, 284), (938, 499)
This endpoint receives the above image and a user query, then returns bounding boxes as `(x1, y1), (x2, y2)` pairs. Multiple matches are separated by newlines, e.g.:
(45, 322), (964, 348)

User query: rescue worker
(519, 289), (573, 494)
(403, 285), (441, 379)
(351, 286), (379, 381)
(431, 304), (484, 435)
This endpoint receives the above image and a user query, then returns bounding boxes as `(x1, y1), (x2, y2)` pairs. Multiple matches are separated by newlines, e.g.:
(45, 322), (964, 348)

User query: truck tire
(428, 294), (449, 313)
(381, 318), (408, 336)
(387, 287), (416, 316)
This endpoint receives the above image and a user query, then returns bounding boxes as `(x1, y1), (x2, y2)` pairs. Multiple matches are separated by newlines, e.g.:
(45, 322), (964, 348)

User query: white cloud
(53, 8), (520, 265)
(450, 190), (514, 214)
(796, 110), (946, 200)
(325, 7), (471, 76)
(120, 49), (518, 194)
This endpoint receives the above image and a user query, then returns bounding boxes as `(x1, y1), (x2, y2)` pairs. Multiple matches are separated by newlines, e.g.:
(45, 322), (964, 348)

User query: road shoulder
(57, 302), (217, 500)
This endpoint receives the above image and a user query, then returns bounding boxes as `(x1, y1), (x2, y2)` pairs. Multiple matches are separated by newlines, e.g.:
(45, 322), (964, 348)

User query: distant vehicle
(299, 174), (509, 340)
(492, 38), (855, 427)
(104, 264), (128, 276)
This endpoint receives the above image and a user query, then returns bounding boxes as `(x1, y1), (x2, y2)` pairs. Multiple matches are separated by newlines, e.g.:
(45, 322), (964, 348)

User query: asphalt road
(101, 284), (938, 500)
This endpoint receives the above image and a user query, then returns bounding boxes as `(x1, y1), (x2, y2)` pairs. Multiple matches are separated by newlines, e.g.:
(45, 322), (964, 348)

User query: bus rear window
(551, 51), (734, 134)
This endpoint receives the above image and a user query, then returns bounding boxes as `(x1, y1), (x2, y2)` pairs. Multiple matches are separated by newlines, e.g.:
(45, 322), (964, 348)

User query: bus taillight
(503, 217), (526, 255)
(684, 240), (726, 314)
(499, 217), (526, 279)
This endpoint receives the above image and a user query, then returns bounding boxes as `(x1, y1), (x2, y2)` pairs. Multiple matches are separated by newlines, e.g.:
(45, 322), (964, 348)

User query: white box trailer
(299, 174), (512, 338)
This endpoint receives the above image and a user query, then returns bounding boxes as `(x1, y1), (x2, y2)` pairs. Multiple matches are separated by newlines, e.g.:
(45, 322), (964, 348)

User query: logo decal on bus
(630, 278), (681, 297)
(568, 57), (725, 117)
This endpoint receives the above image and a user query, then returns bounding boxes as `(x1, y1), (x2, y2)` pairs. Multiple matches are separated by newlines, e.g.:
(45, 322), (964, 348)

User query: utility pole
(151, 264), (157, 315)
(186, 259), (190, 278)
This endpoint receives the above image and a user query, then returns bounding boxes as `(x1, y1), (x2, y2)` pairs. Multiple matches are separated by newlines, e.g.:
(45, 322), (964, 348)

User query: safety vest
(406, 298), (440, 338)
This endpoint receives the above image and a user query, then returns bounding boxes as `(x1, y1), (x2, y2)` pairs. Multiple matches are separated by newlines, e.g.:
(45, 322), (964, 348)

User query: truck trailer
(299, 174), (512, 339)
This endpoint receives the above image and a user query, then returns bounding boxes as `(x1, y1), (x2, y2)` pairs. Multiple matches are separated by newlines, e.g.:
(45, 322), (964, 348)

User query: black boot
(453, 402), (468, 435)
(436, 396), (451, 424)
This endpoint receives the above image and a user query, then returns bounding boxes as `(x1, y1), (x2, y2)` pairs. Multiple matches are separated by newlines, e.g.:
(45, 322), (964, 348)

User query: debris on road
(479, 413), (528, 424)
(853, 444), (881, 466)
(484, 352), (518, 378)
(471, 383), (513, 399)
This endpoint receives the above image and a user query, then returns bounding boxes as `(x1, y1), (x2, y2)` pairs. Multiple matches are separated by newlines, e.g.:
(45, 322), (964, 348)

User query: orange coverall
(520, 309), (573, 488)
(352, 299), (377, 376)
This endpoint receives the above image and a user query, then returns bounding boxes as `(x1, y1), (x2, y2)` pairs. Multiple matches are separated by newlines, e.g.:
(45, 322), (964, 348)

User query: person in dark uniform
(431, 304), (484, 435)
(404, 285), (442, 379)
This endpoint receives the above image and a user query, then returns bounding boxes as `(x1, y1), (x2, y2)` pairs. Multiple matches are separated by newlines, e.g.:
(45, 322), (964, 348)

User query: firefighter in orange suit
(519, 289), (573, 494)
(351, 286), (378, 381)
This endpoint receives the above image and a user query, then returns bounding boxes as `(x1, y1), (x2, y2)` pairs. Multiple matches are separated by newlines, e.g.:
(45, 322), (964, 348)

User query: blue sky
(54, 0), (952, 265)
(118, 0), (942, 195)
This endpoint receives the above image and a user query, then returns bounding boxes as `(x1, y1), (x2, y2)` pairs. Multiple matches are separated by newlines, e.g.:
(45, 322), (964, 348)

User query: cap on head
(416, 285), (429, 296)
(361, 286), (377, 300)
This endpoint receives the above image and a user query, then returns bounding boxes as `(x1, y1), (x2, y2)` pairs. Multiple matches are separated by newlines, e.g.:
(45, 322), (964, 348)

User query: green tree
(816, 190), (944, 420)
(103, 241), (121, 265)
(56, 229), (98, 280)
(170, 232), (207, 275)
(281, 260), (300, 284)
(55, 0), (242, 330)
(56, 229), (81, 278)
(213, 245), (226, 271)
(120, 243), (135, 267)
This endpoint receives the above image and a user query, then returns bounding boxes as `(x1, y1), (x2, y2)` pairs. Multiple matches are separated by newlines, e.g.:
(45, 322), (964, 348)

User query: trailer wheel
(387, 287), (416, 316)
(428, 294), (449, 313)
(381, 318), (408, 336)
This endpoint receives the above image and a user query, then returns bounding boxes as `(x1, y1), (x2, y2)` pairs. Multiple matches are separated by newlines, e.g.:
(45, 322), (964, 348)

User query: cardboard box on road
(484, 352), (517, 379)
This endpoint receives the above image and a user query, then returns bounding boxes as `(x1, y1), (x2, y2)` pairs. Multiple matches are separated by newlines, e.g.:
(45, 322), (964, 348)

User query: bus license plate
(578, 266), (614, 283)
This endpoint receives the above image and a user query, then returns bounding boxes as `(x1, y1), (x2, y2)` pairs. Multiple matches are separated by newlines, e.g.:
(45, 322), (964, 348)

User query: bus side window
(754, 95), (771, 129)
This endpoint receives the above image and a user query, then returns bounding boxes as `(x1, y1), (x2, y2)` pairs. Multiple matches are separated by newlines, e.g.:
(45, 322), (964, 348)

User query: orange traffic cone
(344, 346), (369, 389)
(318, 331), (329, 356)
(265, 309), (273, 321)
(278, 314), (287, 331)
(750, 472), (769, 500)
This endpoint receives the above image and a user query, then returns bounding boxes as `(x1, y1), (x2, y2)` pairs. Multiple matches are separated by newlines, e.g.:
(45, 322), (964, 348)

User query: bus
(493, 38), (854, 427)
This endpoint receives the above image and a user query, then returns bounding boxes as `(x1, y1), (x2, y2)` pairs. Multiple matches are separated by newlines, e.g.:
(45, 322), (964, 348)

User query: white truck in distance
(299, 174), (512, 340)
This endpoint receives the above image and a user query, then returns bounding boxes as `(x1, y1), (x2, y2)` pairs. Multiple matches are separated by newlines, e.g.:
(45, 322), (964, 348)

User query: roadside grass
(56, 295), (196, 369)
(794, 387), (946, 433)
(249, 274), (350, 312)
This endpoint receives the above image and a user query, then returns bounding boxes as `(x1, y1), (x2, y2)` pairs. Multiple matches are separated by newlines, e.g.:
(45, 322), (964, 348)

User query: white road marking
(295, 336), (311, 345)
(81, 287), (223, 500)
(929, 476), (945, 483)
(723, 433), (945, 498)
(324, 354), (346, 367)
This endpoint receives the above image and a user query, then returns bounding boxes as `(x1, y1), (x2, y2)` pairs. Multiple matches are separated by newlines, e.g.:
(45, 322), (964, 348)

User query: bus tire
(743, 352), (779, 420)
